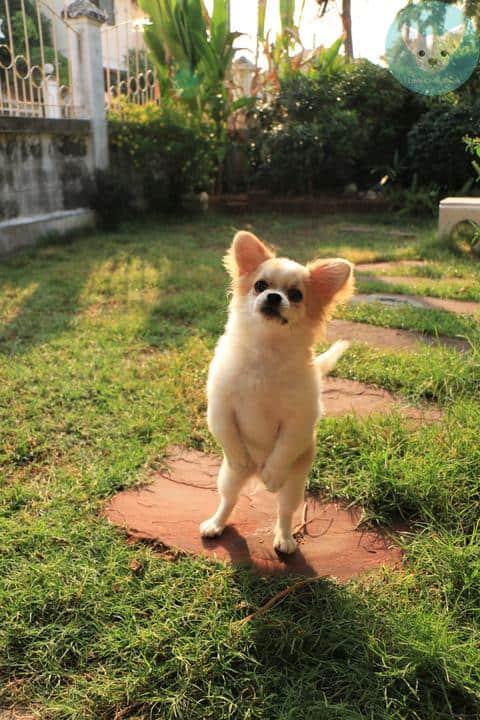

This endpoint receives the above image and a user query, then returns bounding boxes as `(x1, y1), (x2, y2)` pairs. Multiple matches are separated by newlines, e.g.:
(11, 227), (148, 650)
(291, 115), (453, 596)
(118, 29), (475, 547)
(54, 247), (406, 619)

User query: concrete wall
(0, 117), (94, 223)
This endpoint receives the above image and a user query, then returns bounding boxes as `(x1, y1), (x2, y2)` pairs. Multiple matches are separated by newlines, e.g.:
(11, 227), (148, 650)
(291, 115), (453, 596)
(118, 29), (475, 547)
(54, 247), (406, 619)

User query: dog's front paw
(200, 516), (225, 538)
(261, 466), (283, 494)
(273, 532), (297, 555)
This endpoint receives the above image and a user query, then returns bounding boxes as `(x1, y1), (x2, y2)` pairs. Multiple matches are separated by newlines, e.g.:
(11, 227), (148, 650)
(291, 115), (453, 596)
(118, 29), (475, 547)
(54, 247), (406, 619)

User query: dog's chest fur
(208, 332), (321, 457)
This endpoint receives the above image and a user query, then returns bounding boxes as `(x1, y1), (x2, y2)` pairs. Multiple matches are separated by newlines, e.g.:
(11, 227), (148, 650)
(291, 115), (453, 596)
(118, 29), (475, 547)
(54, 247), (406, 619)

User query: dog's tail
(314, 340), (350, 376)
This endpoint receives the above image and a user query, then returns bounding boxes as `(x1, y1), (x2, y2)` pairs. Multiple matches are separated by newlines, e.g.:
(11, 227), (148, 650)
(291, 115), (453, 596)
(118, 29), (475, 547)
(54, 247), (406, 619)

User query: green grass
(0, 213), (479, 719)
(356, 273), (480, 303)
(337, 301), (480, 343)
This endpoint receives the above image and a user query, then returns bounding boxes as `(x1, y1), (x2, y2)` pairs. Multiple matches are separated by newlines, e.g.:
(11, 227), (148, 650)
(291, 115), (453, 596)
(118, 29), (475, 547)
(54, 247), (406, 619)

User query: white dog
(200, 231), (354, 554)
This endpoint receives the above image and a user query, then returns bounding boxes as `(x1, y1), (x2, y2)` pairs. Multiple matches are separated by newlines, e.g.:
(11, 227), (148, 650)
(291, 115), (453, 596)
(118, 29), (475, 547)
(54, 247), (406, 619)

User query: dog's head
(402, 23), (464, 72)
(224, 231), (354, 338)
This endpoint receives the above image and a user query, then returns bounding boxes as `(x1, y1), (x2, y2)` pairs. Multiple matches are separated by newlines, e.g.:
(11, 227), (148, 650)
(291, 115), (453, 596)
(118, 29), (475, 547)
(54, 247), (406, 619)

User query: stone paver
(322, 376), (442, 422)
(352, 292), (479, 317)
(340, 225), (417, 238)
(105, 447), (403, 580)
(355, 260), (426, 273)
(328, 319), (470, 353)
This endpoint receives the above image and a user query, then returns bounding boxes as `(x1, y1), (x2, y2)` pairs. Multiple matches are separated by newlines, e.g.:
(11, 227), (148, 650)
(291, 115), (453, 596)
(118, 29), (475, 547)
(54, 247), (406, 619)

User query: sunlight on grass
(78, 255), (171, 309)
(0, 282), (39, 327)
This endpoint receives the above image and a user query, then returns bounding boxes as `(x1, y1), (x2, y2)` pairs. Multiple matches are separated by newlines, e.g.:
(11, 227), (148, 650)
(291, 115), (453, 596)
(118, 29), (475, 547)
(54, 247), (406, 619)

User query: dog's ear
(224, 231), (275, 278)
(306, 259), (354, 323)
(402, 24), (424, 54)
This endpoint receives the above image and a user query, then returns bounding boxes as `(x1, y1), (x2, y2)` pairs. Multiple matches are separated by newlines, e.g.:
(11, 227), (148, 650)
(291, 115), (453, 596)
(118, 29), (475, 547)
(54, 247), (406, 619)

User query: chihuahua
(200, 231), (354, 554)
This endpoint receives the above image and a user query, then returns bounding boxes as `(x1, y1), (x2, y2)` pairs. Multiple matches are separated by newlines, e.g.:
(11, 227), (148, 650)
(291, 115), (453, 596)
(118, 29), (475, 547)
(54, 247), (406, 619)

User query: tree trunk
(341, 0), (354, 61)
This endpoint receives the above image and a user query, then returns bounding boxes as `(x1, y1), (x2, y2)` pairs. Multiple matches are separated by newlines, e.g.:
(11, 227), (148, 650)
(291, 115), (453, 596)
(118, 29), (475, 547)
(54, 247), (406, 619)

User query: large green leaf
(139, 0), (241, 118)
(144, 25), (167, 66)
(257, 0), (266, 41)
(210, 0), (229, 58)
(139, 0), (184, 62)
(321, 35), (344, 70)
(279, 0), (295, 31)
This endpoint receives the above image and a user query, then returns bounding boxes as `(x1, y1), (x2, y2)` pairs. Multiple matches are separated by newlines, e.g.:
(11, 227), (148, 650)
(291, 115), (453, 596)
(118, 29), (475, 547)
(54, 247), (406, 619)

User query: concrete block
(438, 197), (480, 239)
(0, 208), (95, 256)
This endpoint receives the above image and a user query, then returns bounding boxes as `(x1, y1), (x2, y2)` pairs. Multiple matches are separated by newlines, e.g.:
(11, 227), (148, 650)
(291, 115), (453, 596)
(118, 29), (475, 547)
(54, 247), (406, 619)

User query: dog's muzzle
(260, 292), (288, 324)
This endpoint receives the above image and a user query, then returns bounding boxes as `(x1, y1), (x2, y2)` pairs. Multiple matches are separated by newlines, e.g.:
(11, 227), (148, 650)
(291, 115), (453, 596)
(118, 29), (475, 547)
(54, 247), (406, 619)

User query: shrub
(245, 61), (429, 195)
(248, 73), (362, 193)
(387, 175), (441, 218)
(406, 101), (480, 192)
(90, 169), (135, 230)
(333, 60), (428, 186)
(108, 101), (218, 213)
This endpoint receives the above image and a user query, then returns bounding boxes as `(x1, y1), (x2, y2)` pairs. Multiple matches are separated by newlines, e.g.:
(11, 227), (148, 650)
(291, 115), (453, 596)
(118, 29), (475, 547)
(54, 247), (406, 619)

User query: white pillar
(67, 0), (109, 169)
(44, 78), (61, 119)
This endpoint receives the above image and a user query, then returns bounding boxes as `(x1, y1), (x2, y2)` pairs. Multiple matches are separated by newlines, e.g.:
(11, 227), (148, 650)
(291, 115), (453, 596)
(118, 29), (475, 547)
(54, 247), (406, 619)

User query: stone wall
(0, 117), (94, 223)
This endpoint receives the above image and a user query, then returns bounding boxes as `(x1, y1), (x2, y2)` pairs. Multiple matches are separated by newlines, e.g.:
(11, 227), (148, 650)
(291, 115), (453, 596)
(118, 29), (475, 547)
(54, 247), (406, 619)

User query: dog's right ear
(224, 231), (274, 278)
(402, 24), (424, 55)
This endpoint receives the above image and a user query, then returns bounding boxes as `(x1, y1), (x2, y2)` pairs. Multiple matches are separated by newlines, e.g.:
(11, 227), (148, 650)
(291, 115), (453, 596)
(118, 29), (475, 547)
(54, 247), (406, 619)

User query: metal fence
(102, 8), (160, 112)
(0, 0), (79, 117)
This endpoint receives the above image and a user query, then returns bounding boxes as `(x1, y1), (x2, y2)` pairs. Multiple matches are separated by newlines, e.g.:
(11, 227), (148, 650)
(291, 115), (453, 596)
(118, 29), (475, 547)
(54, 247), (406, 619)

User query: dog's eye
(440, 49), (448, 57)
(254, 279), (268, 293)
(418, 50), (426, 57)
(287, 288), (303, 303)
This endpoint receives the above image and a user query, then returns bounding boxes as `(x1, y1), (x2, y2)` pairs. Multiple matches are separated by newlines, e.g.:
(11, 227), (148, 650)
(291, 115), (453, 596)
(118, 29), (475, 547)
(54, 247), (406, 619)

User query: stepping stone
(372, 275), (473, 290)
(352, 293), (426, 310)
(105, 447), (402, 580)
(355, 260), (426, 273)
(353, 292), (480, 317)
(323, 376), (442, 422)
(340, 225), (417, 238)
(328, 319), (470, 353)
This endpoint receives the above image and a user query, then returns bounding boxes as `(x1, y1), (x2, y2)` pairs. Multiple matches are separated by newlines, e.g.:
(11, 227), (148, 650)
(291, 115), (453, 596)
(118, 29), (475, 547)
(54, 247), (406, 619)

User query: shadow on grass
(0, 236), (108, 355)
(229, 570), (480, 720)
(0, 227), (185, 356)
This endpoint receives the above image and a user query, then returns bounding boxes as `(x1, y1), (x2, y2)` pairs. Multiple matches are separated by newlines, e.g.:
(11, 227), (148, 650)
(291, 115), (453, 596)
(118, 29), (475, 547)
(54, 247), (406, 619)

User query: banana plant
(256, 0), (343, 95)
(138, 0), (242, 111)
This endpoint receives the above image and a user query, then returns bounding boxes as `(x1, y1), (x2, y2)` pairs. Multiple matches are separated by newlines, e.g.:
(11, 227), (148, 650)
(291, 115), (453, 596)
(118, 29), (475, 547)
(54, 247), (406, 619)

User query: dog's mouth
(260, 306), (288, 325)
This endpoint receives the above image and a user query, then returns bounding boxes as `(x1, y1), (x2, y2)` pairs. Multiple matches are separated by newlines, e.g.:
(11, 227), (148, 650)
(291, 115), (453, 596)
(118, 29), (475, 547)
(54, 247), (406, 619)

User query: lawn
(0, 213), (479, 720)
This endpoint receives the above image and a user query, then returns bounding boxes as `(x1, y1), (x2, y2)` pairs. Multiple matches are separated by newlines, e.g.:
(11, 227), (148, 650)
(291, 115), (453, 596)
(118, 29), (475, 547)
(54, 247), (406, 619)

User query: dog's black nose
(265, 292), (282, 307)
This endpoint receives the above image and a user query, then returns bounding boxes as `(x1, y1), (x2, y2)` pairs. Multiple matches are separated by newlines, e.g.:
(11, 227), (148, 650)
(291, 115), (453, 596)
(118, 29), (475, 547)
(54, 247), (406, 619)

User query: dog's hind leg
(200, 457), (252, 537)
(273, 444), (315, 554)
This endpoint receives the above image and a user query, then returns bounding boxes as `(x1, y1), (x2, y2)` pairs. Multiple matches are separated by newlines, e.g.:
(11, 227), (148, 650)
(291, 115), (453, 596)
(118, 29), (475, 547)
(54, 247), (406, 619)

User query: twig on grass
(236, 576), (324, 626)
(292, 501), (308, 536)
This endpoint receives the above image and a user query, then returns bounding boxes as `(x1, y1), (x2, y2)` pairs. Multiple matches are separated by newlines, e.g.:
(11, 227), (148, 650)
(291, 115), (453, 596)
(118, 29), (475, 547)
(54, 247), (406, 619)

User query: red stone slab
(105, 447), (402, 580)
(328, 319), (470, 353)
(355, 260), (426, 272)
(323, 376), (442, 422)
(353, 290), (480, 317)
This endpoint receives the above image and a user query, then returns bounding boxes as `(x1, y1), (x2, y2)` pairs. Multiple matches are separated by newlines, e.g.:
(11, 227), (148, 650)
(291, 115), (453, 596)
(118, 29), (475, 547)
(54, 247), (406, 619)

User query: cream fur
(200, 231), (354, 554)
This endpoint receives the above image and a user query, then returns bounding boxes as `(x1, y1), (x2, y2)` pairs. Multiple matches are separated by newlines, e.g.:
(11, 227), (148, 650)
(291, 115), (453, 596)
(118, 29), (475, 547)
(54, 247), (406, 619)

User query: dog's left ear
(224, 231), (275, 278)
(306, 259), (354, 321)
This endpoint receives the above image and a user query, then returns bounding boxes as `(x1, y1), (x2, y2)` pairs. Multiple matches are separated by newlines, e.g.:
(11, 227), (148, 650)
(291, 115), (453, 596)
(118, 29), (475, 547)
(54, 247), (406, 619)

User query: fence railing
(102, 12), (160, 112)
(0, 0), (80, 118)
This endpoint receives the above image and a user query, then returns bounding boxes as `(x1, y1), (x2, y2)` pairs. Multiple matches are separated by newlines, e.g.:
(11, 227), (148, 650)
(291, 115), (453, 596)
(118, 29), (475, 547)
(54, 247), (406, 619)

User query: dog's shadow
(200, 525), (317, 577)
(228, 566), (479, 718)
